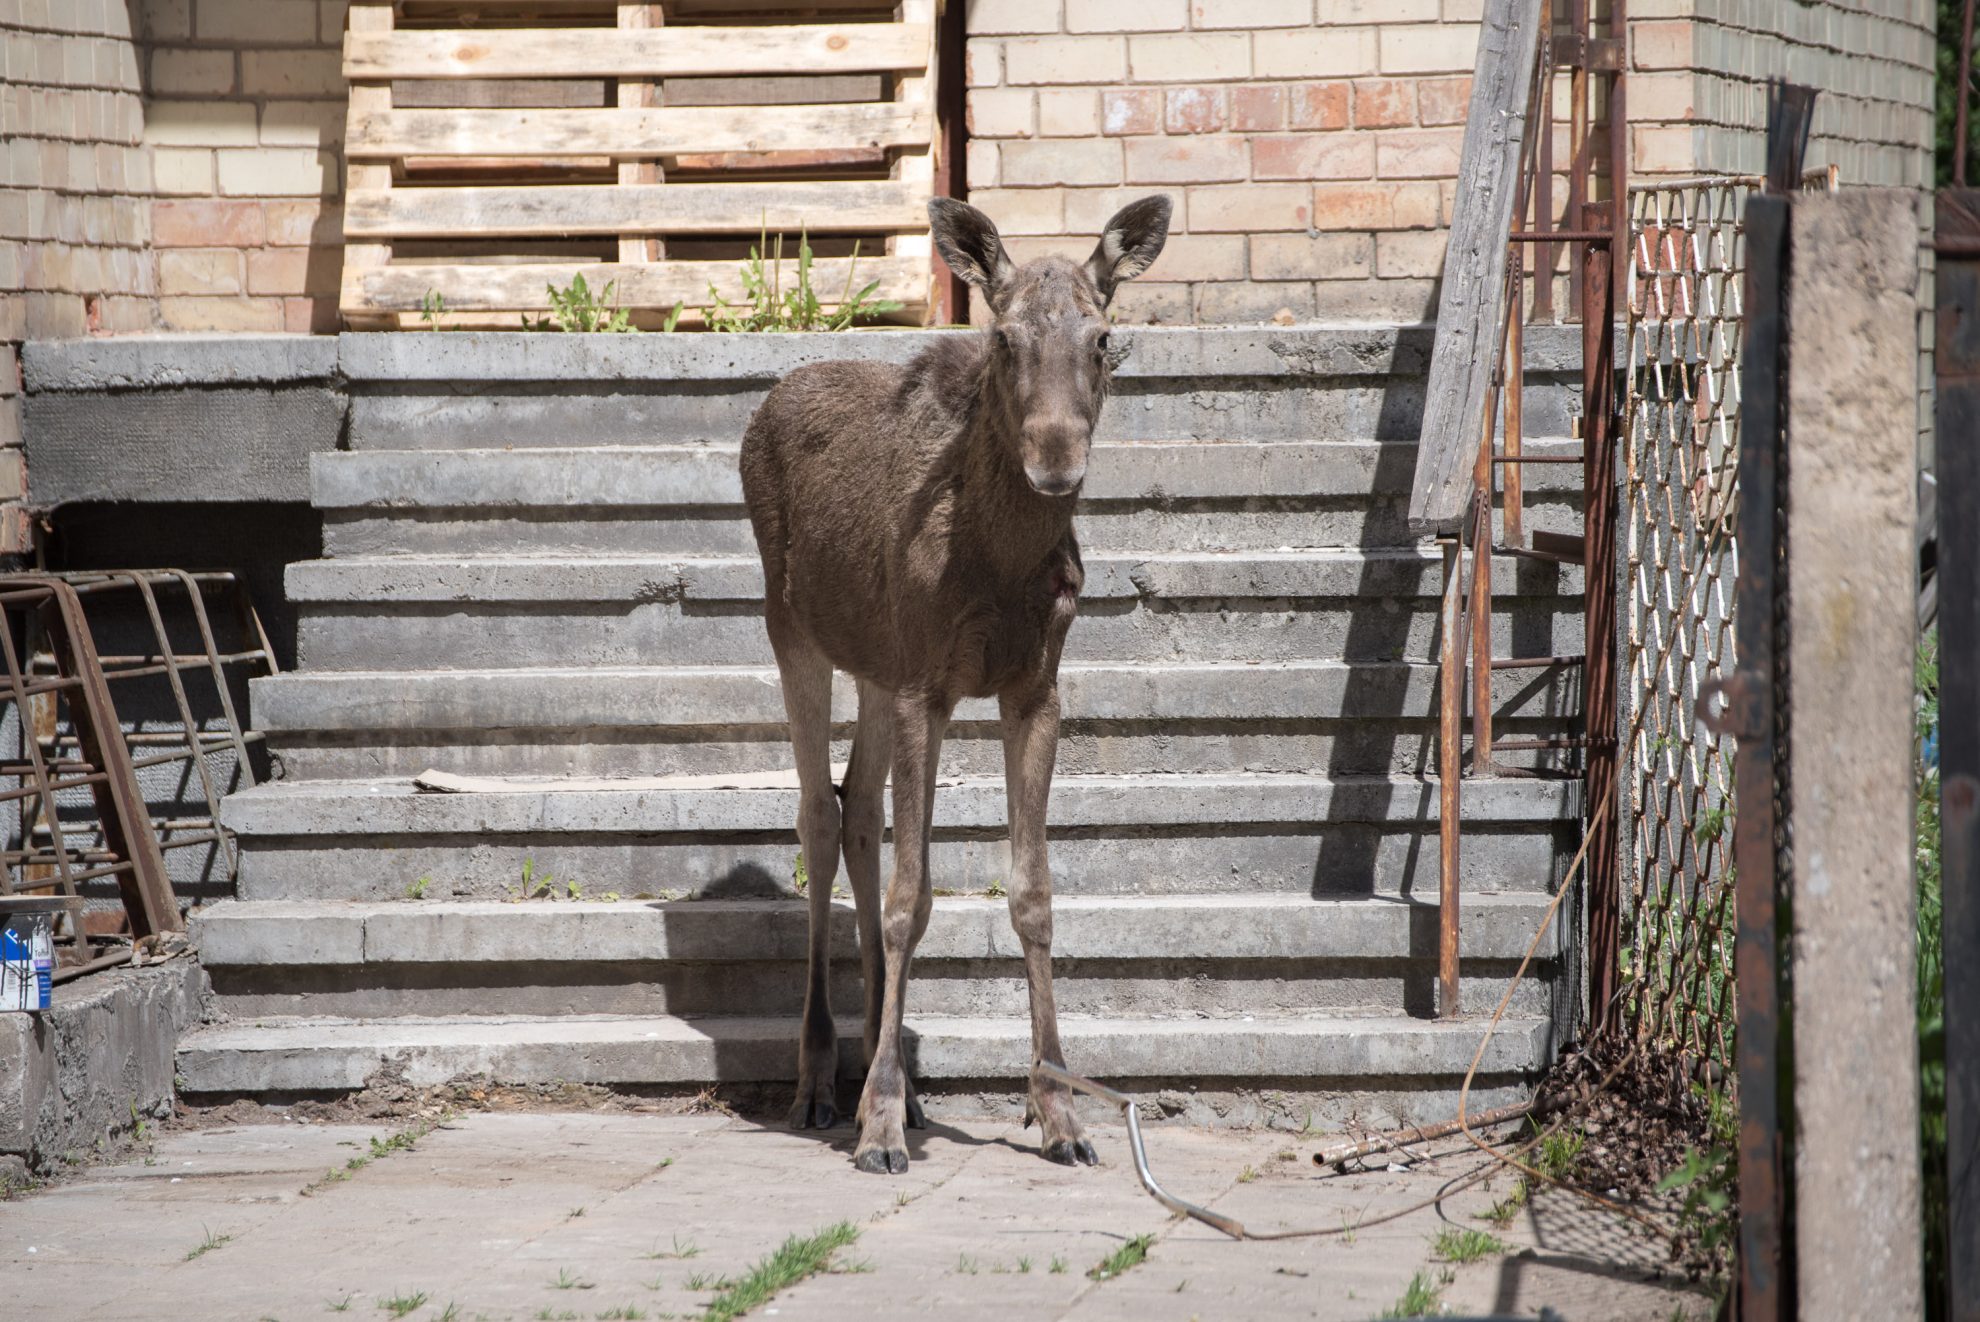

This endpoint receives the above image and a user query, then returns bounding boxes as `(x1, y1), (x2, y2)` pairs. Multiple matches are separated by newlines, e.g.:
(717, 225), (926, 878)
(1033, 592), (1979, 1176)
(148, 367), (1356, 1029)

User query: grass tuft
(700, 1221), (860, 1322)
(184, 1226), (233, 1261)
(380, 1292), (428, 1319)
(1086, 1234), (1154, 1282)
(1431, 1226), (1508, 1264)
(1380, 1268), (1453, 1318)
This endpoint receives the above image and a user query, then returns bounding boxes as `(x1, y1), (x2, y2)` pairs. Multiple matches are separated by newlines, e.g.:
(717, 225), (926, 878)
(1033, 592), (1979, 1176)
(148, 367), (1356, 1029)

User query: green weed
(522, 273), (637, 333)
(1430, 1226), (1507, 1264)
(1380, 1268), (1453, 1318)
(700, 1221), (860, 1322)
(705, 224), (902, 333)
(184, 1226), (232, 1261)
(380, 1294), (428, 1319)
(549, 1269), (592, 1291)
(407, 875), (430, 900)
(1086, 1234), (1154, 1282)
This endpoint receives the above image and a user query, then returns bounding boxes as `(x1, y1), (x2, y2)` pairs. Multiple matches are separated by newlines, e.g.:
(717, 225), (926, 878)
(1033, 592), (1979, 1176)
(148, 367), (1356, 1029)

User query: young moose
(739, 195), (1172, 1174)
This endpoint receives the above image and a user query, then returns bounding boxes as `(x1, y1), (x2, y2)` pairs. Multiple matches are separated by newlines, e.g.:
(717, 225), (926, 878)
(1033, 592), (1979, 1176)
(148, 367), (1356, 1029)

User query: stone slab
(338, 323), (1585, 383)
(309, 437), (1585, 507)
(190, 892), (1563, 968)
(218, 772), (1582, 838)
(22, 335), (338, 391)
(248, 658), (1581, 733)
(174, 1011), (1554, 1093)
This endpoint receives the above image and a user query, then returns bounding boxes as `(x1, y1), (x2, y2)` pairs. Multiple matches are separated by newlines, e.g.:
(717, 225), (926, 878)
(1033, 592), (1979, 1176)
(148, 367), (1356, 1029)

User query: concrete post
(1786, 189), (1924, 1319)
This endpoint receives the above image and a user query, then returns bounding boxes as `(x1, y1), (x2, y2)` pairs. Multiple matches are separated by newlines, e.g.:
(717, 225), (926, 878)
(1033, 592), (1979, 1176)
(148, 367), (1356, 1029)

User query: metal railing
(1416, 0), (1627, 1017)
(1, 570), (277, 979)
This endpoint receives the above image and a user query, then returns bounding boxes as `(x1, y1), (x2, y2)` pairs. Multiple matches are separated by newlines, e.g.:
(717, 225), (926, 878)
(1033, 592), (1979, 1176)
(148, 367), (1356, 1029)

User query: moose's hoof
(786, 1097), (837, 1130)
(1042, 1136), (1099, 1167)
(853, 1144), (910, 1175)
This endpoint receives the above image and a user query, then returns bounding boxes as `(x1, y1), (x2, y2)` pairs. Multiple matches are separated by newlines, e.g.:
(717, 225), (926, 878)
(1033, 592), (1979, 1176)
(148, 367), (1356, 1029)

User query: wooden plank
(618, 2), (664, 266)
(348, 103), (935, 159)
(342, 3), (397, 330)
(1406, 0), (1546, 535)
(341, 256), (927, 312)
(345, 179), (929, 237)
(344, 24), (934, 79)
(888, 0), (937, 303)
(392, 78), (609, 109)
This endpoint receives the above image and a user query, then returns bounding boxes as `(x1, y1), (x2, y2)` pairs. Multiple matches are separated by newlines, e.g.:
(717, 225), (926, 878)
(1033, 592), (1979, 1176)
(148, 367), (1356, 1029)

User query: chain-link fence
(1616, 177), (1757, 1074)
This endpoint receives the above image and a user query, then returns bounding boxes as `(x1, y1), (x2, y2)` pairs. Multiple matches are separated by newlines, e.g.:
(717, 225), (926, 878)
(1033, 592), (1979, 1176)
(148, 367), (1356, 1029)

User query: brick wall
(0, 0), (154, 554)
(1635, 0), (1937, 187)
(140, 0), (346, 333)
(962, 0), (1480, 325)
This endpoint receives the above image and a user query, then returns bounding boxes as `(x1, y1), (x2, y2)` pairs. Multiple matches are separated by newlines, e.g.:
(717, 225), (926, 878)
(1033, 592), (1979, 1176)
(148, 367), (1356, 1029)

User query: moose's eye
(994, 327), (1012, 351)
(1096, 331), (1111, 354)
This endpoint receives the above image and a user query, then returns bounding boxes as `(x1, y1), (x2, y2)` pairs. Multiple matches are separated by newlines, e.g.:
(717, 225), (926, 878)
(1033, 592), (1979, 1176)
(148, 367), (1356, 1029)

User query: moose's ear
(1084, 195), (1173, 304)
(928, 198), (1015, 295)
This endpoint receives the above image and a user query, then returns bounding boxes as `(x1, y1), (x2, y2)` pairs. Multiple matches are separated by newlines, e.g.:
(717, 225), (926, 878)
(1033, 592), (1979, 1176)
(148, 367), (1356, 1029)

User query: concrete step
(311, 438), (1584, 560)
(289, 550), (1585, 670)
(337, 324), (1583, 451)
(251, 659), (1582, 780)
(191, 892), (1565, 1020)
(219, 772), (1581, 901)
(174, 1009), (1557, 1098)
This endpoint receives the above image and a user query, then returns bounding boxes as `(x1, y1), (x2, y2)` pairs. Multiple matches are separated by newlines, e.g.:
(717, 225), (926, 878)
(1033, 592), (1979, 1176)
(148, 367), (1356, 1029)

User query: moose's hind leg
(773, 631), (844, 1130)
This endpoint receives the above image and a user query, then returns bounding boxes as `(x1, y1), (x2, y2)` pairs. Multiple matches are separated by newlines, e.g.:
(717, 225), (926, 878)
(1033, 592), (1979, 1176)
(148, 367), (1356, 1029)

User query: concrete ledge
(285, 549), (1585, 604)
(23, 335), (339, 391)
(339, 324), (1584, 384)
(175, 1010), (1553, 1093)
(248, 659), (1579, 732)
(0, 962), (202, 1171)
(308, 438), (1584, 508)
(218, 772), (1580, 837)
(191, 892), (1562, 967)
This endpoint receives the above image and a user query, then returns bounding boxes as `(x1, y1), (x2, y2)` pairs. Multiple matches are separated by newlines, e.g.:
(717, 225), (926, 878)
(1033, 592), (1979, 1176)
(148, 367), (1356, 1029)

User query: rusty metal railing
(2, 571), (277, 979)
(1426, 0), (1627, 1018)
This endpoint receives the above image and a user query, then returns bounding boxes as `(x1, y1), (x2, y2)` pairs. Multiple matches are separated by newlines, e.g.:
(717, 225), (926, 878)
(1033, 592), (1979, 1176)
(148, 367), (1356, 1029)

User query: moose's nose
(1025, 465), (1086, 497)
(1022, 417), (1088, 496)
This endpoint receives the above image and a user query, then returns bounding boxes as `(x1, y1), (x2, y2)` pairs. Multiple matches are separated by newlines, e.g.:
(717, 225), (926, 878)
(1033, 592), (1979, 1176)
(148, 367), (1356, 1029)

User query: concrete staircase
(183, 326), (1588, 1123)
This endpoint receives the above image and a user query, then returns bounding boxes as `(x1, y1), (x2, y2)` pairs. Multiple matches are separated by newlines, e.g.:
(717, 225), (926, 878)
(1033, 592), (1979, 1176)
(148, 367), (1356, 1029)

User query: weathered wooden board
(391, 78), (609, 109)
(344, 24), (932, 79)
(348, 103), (934, 159)
(346, 179), (925, 238)
(343, 255), (925, 311)
(1406, 0), (1546, 535)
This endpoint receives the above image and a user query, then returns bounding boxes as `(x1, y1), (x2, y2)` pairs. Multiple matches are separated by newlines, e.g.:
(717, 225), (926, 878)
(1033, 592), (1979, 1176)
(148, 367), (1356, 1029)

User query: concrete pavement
(2, 1108), (1710, 1321)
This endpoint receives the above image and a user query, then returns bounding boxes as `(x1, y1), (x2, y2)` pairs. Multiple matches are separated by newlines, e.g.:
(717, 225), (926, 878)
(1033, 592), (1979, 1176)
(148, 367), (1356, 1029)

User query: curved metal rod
(1032, 1060), (1247, 1240)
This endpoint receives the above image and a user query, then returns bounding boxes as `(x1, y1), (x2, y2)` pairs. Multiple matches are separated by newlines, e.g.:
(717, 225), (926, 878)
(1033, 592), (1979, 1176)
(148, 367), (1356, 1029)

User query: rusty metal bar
(1533, 0), (1554, 322)
(120, 572), (236, 882)
(1494, 452), (1583, 463)
(1511, 228), (1611, 243)
(0, 584), (87, 947)
(1492, 654), (1584, 669)
(1580, 201), (1621, 1036)
(1937, 184), (1980, 1322)
(37, 580), (178, 936)
(1505, 267), (1526, 547)
(169, 569), (262, 792)
(1723, 188), (1790, 1322)
(1438, 536), (1465, 1018)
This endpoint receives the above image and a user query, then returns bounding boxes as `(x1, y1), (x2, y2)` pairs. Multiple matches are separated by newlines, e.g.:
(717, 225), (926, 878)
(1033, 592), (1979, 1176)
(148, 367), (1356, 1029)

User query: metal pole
(1580, 201), (1621, 1033)
(1724, 191), (1790, 1322)
(1439, 537), (1466, 1017)
(1937, 185), (1980, 1322)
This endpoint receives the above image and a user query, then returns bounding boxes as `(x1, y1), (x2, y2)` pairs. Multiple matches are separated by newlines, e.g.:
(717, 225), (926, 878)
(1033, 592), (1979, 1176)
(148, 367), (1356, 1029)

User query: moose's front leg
(852, 689), (949, 1175)
(1000, 684), (1096, 1166)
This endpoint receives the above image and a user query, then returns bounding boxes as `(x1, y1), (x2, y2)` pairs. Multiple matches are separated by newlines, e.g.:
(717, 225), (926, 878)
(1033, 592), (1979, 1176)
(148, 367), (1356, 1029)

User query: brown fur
(739, 196), (1171, 1174)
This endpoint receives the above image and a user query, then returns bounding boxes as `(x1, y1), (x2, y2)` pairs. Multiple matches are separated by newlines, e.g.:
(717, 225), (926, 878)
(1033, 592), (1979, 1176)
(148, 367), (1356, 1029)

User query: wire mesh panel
(1617, 178), (1756, 1070)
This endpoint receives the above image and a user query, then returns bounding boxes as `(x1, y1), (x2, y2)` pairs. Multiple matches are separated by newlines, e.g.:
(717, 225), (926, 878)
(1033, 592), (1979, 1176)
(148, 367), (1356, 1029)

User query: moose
(738, 195), (1172, 1174)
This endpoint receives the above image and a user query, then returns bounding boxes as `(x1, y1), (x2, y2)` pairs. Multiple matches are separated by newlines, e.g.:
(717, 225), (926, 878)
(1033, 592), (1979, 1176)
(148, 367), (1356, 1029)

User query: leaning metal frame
(1432, 0), (1626, 1019)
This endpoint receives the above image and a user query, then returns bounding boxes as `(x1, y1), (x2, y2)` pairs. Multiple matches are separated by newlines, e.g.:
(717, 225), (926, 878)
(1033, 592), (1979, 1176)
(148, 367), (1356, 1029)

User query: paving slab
(0, 1110), (1711, 1321)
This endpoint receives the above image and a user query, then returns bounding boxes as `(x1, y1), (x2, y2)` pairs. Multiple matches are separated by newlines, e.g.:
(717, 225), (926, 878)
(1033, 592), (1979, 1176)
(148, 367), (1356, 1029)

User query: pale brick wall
(0, 0), (155, 553)
(1629, 0), (1938, 187)
(139, 0), (346, 332)
(962, 0), (1478, 325)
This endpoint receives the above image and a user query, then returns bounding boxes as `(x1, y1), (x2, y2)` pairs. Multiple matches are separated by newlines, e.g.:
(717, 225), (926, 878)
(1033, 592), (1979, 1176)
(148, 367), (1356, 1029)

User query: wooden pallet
(340, 1), (940, 328)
